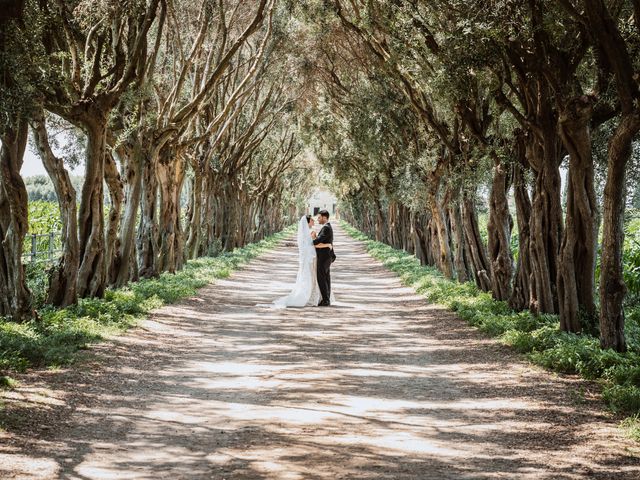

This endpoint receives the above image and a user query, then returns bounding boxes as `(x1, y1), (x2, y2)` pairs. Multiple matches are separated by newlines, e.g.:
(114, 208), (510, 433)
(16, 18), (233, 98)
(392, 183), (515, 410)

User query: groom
(313, 209), (334, 306)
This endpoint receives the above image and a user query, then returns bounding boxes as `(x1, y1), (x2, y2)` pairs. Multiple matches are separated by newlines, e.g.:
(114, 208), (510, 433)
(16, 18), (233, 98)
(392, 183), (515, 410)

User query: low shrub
(0, 375), (18, 389)
(605, 362), (640, 387)
(621, 415), (640, 442)
(604, 385), (640, 415)
(528, 334), (605, 376)
(501, 324), (561, 353)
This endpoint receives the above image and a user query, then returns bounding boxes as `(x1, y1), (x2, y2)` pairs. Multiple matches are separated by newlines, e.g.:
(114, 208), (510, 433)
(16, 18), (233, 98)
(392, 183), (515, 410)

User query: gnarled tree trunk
(411, 211), (427, 265)
(599, 113), (640, 351)
(138, 146), (159, 278)
(583, 0), (640, 351)
(557, 96), (598, 332)
(0, 119), (32, 320)
(76, 115), (108, 298)
(30, 109), (79, 307)
(487, 153), (514, 300)
(461, 194), (492, 291)
(104, 152), (124, 285)
(450, 199), (471, 283)
(113, 140), (143, 287)
(428, 180), (455, 279)
(185, 172), (204, 260)
(510, 138), (533, 311)
(526, 130), (563, 315)
(374, 199), (385, 242)
(157, 147), (186, 273)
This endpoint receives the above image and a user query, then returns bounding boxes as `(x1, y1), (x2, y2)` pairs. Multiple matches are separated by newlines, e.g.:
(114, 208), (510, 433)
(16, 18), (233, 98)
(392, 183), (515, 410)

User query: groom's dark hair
(318, 209), (330, 219)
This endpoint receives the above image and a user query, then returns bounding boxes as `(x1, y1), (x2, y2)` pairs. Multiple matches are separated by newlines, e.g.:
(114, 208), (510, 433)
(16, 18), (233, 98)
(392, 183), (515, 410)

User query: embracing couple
(274, 210), (336, 308)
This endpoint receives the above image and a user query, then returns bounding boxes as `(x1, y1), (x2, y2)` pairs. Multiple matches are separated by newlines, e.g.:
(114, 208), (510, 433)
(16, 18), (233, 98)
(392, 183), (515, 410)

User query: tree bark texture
(557, 96), (598, 332)
(526, 130), (563, 315)
(487, 153), (514, 301)
(76, 115), (109, 298)
(598, 113), (640, 351)
(30, 110), (79, 306)
(510, 138), (533, 311)
(462, 194), (492, 292)
(0, 120), (32, 320)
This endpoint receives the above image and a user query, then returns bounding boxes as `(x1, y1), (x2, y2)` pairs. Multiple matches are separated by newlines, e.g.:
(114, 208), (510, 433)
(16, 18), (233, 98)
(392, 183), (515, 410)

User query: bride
(273, 215), (332, 308)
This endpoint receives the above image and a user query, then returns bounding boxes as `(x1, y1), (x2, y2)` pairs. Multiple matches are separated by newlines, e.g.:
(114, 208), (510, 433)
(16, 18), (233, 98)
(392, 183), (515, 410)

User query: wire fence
(22, 232), (63, 265)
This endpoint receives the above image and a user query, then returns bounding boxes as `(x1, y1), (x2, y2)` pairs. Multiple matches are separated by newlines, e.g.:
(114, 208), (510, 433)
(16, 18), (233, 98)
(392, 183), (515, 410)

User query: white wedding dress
(273, 216), (321, 308)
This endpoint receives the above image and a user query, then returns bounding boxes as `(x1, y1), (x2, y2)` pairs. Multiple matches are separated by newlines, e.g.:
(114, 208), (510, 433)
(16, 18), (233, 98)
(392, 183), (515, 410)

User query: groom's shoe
(318, 300), (330, 307)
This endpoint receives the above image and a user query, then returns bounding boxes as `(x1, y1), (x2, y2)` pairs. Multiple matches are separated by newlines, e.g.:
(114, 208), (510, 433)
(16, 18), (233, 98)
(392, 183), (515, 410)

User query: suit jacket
(313, 223), (334, 259)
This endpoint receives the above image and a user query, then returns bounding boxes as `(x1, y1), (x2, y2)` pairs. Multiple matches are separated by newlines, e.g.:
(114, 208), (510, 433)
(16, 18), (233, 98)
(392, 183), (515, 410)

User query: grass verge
(1, 227), (293, 381)
(343, 223), (640, 424)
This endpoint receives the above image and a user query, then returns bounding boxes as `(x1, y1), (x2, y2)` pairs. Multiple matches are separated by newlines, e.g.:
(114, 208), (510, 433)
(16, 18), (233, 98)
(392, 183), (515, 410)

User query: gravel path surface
(1, 223), (640, 479)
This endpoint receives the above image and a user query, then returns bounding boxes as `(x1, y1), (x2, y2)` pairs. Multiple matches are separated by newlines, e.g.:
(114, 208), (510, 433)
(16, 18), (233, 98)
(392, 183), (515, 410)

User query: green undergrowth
(0, 227), (293, 380)
(343, 223), (640, 424)
(621, 415), (640, 442)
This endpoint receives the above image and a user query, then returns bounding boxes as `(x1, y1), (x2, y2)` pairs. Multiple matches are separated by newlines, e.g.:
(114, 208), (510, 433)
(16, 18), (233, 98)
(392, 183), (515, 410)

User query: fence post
(31, 234), (37, 263)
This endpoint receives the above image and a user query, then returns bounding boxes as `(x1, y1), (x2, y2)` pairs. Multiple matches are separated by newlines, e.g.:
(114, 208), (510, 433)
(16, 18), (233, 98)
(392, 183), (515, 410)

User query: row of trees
(2, 0), (639, 354)
(1, 0), (312, 318)
(298, 0), (639, 352)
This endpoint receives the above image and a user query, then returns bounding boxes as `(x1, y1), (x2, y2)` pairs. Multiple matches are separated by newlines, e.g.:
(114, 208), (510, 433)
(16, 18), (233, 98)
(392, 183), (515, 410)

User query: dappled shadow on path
(2, 223), (640, 479)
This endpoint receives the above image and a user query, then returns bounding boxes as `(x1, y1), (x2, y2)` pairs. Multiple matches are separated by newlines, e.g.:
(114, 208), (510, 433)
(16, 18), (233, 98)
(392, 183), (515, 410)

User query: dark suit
(313, 222), (333, 303)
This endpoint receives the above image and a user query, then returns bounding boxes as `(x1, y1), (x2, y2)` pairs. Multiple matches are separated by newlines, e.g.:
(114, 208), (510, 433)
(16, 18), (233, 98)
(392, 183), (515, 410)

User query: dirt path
(2, 223), (640, 479)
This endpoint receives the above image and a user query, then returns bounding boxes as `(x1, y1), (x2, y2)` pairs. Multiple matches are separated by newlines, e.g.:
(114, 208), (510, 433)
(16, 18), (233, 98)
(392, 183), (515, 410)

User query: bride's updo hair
(305, 214), (312, 224)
